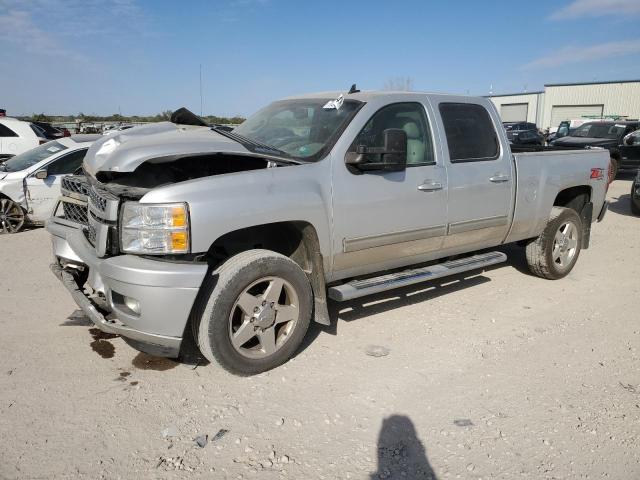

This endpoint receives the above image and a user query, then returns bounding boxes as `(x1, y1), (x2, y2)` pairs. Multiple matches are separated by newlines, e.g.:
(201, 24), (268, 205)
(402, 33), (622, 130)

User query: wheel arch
(205, 220), (331, 325)
(553, 185), (593, 249)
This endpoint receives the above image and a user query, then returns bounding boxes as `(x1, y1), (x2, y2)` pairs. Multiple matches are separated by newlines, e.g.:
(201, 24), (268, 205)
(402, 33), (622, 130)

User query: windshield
(573, 123), (626, 139)
(1, 141), (67, 172)
(232, 98), (363, 161)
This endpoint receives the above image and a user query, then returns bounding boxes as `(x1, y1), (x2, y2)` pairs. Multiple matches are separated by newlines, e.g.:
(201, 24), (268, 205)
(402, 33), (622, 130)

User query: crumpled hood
(552, 136), (617, 148)
(83, 122), (251, 178)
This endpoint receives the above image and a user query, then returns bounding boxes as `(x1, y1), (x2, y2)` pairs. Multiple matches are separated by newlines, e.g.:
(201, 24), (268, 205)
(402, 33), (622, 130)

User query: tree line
(25, 110), (245, 125)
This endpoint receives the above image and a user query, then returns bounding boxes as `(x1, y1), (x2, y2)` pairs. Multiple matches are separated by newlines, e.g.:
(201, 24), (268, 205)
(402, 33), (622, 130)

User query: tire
(525, 207), (583, 280)
(194, 249), (312, 375)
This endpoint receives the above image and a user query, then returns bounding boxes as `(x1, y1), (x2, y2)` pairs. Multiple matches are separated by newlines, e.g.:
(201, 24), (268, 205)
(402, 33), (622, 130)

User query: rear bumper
(47, 218), (208, 357)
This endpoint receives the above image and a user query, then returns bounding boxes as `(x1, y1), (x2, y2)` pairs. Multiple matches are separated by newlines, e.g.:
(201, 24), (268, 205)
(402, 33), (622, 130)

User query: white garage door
(500, 103), (528, 122)
(550, 105), (603, 127)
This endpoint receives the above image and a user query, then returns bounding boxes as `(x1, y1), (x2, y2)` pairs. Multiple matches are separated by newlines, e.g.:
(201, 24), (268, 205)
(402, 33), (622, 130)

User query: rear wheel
(525, 207), (582, 280)
(195, 249), (312, 375)
(0, 198), (25, 234)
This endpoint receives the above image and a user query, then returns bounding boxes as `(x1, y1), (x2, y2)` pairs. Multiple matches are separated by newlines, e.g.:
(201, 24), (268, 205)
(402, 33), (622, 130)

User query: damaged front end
(48, 114), (296, 357)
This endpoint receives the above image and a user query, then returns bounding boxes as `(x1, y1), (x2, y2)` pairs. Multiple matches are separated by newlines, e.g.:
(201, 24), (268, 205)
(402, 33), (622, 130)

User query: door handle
(489, 174), (510, 183)
(418, 181), (443, 192)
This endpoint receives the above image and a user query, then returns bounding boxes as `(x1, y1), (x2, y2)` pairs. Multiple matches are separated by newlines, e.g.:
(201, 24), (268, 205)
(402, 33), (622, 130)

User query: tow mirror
(345, 128), (407, 172)
(34, 170), (48, 180)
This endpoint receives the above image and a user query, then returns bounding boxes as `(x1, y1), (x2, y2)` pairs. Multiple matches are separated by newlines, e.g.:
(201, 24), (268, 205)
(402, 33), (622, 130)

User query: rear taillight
(606, 159), (614, 191)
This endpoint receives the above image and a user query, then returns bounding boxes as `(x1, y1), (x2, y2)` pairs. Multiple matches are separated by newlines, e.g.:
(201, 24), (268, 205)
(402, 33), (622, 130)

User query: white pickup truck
(47, 90), (610, 375)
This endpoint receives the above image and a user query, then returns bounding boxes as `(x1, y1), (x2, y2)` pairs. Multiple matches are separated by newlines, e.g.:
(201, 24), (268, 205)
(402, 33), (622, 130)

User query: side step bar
(328, 251), (507, 301)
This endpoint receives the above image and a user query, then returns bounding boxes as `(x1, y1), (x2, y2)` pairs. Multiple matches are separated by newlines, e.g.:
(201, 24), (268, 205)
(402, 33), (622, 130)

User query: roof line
(483, 91), (544, 98)
(545, 79), (640, 87)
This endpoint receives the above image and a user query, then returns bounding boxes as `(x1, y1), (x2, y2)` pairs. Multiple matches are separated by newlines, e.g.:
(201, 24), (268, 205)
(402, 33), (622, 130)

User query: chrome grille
(61, 175), (90, 197)
(89, 186), (117, 214)
(62, 202), (88, 225)
(86, 224), (97, 245)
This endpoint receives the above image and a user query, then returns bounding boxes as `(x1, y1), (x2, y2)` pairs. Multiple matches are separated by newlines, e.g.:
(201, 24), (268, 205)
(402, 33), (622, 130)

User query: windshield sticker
(46, 146), (61, 153)
(323, 94), (344, 110)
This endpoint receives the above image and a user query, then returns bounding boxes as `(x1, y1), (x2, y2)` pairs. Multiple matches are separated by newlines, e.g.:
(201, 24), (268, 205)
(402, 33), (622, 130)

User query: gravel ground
(1, 175), (639, 480)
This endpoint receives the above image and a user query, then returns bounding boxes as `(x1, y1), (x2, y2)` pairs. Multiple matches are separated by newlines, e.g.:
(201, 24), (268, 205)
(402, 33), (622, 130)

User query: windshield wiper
(211, 127), (293, 160)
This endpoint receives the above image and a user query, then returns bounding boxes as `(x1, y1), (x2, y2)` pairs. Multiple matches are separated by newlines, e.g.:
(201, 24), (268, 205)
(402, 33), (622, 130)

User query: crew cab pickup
(47, 91), (610, 375)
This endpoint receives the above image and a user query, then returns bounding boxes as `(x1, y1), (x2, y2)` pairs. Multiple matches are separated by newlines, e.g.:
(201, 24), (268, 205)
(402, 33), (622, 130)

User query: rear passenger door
(435, 101), (514, 251)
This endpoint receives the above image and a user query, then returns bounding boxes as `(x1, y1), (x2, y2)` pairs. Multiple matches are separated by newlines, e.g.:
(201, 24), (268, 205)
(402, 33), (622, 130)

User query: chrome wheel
(0, 198), (25, 234)
(228, 276), (300, 359)
(552, 221), (578, 268)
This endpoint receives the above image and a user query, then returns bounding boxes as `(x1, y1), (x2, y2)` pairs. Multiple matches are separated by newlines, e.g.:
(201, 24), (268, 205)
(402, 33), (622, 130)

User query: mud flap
(580, 202), (593, 249)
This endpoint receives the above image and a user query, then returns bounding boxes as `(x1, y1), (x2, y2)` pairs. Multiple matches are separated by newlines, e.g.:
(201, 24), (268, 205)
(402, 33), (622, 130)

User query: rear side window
(439, 103), (499, 162)
(0, 124), (17, 137)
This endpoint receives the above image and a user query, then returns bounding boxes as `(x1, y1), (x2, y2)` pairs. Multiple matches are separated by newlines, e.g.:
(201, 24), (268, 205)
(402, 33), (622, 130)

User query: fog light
(124, 296), (141, 315)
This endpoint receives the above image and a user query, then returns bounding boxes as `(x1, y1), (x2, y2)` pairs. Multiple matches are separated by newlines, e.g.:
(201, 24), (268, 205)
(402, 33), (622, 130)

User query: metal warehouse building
(488, 79), (640, 130)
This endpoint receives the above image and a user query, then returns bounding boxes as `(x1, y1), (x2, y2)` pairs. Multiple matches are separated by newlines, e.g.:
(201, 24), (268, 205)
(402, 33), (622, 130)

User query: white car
(0, 117), (48, 160)
(0, 134), (100, 233)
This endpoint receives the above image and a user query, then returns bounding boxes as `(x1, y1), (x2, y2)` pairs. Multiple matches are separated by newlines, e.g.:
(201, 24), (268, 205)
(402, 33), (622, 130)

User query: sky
(1, 0), (640, 117)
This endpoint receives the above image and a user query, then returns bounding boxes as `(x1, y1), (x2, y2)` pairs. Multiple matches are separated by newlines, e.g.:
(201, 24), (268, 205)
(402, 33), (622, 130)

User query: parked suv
(0, 117), (48, 160)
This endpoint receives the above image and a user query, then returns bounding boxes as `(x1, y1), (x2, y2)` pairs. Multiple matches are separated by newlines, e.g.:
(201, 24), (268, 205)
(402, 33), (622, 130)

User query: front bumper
(47, 218), (208, 358)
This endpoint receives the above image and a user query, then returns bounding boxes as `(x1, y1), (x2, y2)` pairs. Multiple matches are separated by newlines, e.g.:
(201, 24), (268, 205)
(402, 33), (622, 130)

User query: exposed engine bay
(94, 153), (281, 198)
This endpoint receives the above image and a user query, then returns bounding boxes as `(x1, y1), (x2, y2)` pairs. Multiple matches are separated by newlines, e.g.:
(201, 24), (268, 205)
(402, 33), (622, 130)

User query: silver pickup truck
(47, 90), (610, 374)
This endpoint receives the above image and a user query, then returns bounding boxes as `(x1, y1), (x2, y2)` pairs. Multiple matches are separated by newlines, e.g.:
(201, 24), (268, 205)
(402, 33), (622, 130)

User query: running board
(328, 251), (507, 302)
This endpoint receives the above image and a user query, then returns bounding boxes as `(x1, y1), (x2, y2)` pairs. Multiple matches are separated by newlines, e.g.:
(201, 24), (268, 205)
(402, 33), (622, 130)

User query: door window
(439, 103), (499, 162)
(46, 149), (87, 175)
(350, 102), (435, 165)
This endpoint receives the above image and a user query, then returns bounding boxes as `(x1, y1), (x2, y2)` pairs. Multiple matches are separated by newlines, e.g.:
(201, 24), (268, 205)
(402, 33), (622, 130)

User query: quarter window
(350, 102), (435, 165)
(0, 124), (17, 137)
(439, 103), (499, 162)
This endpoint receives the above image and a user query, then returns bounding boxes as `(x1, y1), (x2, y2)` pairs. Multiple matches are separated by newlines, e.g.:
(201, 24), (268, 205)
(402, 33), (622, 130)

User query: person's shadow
(370, 415), (438, 480)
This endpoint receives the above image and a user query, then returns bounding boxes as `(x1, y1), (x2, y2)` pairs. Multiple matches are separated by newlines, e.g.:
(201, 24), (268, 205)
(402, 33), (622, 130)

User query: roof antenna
(348, 83), (360, 94)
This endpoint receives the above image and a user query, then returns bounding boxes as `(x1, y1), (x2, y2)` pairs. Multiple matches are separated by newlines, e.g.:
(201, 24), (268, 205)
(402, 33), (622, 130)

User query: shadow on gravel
(60, 310), (93, 326)
(370, 415), (438, 480)
(300, 268), (498, 351)
(608, 193), (636, 218)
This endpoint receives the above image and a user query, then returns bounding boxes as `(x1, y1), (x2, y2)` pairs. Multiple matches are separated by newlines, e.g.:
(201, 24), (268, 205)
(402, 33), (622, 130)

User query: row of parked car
(503, 119), (640, 177)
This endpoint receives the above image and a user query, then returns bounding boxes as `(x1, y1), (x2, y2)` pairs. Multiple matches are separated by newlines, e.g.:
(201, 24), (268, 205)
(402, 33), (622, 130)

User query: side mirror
(345, 129), (407, 172)
(34, 170), (48, 180)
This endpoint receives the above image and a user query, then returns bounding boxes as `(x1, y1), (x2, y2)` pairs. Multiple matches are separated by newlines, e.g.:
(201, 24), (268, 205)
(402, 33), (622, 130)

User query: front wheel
(195, 250), (312, 375)
(525, 207), (582, 280)
(0, 198), (25, 234)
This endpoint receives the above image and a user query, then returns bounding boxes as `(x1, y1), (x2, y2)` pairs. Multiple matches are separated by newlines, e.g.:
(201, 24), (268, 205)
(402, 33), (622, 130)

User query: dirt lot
(1, 175), (639, 480)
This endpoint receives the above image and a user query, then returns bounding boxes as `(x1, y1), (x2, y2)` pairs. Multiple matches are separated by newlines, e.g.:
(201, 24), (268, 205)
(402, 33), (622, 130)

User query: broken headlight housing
(120, 202), (190, 254)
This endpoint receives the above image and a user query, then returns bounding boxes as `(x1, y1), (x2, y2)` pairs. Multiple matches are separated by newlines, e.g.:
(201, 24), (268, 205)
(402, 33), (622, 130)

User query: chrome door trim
(343, 224), (447, 253)
(447, 215), (509, 235)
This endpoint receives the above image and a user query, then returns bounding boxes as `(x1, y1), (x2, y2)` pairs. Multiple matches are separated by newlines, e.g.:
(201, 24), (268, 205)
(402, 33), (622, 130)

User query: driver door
(331, 101), (448, 280)
(25, 148), (87, 221)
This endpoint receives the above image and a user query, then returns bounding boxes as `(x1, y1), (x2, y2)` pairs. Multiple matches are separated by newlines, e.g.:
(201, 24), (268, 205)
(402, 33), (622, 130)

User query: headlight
(120, 202), (190, 254)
